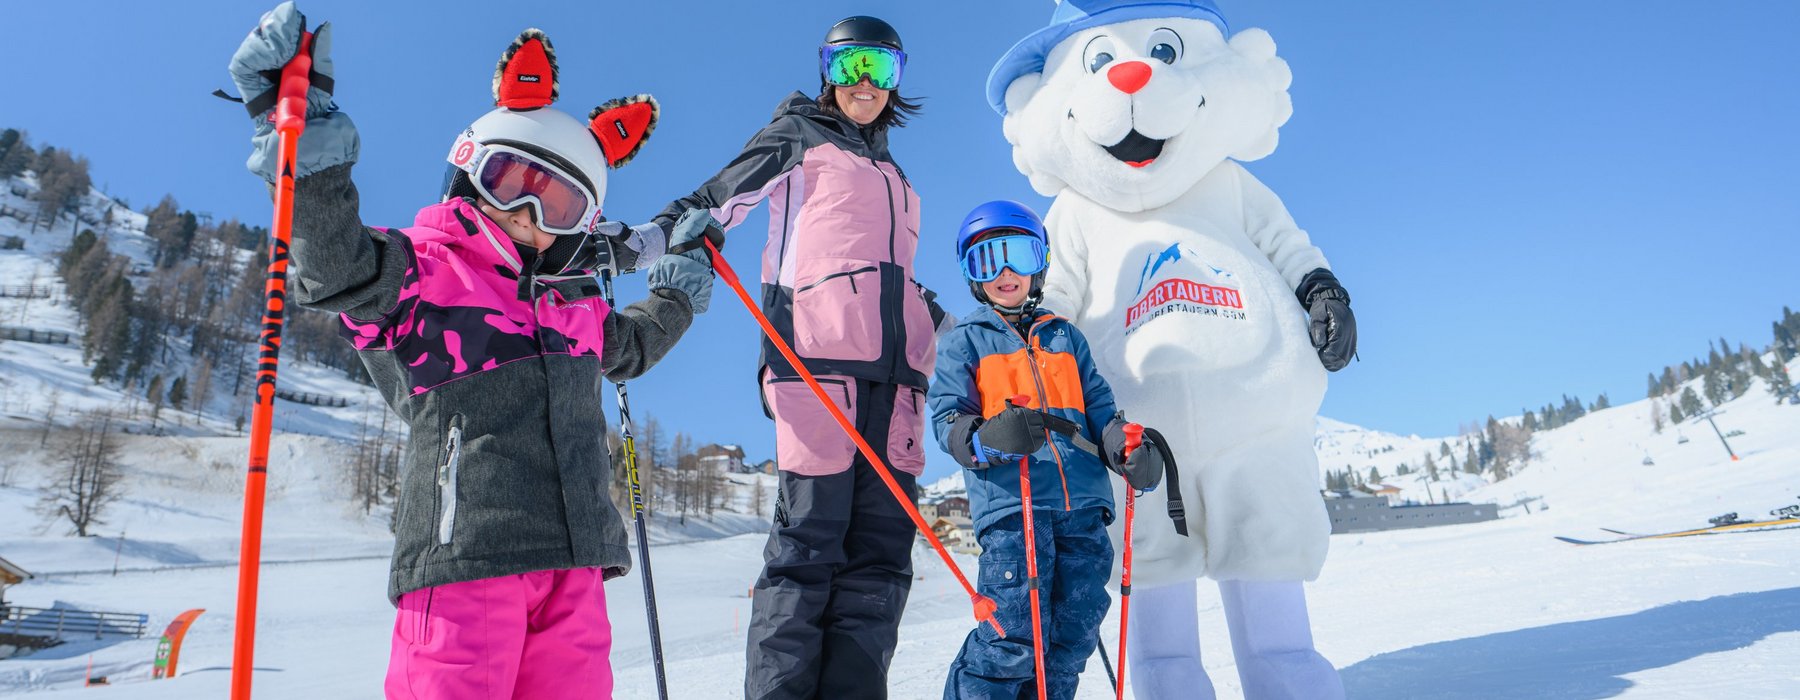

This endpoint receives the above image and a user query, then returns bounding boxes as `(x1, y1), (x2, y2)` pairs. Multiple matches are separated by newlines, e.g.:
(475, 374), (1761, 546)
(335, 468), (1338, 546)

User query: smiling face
(982, 268), (1032, 311)
(834, 77), (891, 125)
(1001, 18), (1293, 212)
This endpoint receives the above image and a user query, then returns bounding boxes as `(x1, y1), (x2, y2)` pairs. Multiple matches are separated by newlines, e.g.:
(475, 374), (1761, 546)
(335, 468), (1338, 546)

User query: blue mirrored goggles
(961, 234), (1048, 283)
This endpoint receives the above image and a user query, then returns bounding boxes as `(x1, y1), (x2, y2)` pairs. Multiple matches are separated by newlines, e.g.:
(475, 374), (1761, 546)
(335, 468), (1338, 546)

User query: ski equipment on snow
(231, 26), (314, 700)
(702, 238), (1006, 637)
(1010, 394), (1050, 700)
(1555, 517), (1800, 545)
(1113, 422), (1144, 700)
(600, 270), (670, 700)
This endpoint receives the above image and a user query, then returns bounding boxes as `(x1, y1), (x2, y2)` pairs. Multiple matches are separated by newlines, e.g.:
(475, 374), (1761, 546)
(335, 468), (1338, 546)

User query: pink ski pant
(385, 567), (613, 699)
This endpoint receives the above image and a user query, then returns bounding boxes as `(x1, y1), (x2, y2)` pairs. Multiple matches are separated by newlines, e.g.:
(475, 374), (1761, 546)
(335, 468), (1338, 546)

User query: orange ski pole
(1115, 423), (1144, 700)
(230, 29), (314, 700)
(1008, 395), (1049, 700)
(703, 239), (1004, 637)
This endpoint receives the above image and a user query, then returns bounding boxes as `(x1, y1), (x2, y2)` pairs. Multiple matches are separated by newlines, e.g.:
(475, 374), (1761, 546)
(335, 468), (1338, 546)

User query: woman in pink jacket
(634, 15), (947, 700)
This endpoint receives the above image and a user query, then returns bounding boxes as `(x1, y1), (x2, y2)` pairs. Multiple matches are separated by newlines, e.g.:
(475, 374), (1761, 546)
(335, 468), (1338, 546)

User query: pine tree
(1669, 401), (1685, 424)
(1679, 386), (1703, 417)
(1646, 373), (1661, 399)
(1465, 443), (1479, 474)
(1592, 393), (1611, 411)
(167, 376), (188, 412)
(1769, 361), (1794, 403)
(1424, 453), (1439, 481)
(1439, 441), (1451, 458)
(145, 375), (165, 418)
(1522, 410), (1538, 432)
(1702, 367), (1727, 407)
(1661, 366), (1679, 395)
(0, 128), (32, 179)
(1368, 466), (1382, 483)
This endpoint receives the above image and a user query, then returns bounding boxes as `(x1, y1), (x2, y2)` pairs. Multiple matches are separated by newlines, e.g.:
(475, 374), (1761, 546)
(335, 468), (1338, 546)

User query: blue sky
(2, 1), (1796, 484)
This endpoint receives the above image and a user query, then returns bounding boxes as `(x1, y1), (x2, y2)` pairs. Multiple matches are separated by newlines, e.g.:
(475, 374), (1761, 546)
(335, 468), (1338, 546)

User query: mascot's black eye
(1089, 52), (1115, 72)
(1151, 43), (1178, 64)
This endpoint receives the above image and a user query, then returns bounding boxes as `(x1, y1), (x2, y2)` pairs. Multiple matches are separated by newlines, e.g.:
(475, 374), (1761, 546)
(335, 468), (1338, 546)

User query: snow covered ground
(3, 175), (1796, 697)
(2, 356), (1795, 698)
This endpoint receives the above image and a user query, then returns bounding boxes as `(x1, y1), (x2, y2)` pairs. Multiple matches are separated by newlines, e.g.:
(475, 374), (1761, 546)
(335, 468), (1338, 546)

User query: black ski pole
(1096, 638), (1118, 691)
(600, 270), (669, 700)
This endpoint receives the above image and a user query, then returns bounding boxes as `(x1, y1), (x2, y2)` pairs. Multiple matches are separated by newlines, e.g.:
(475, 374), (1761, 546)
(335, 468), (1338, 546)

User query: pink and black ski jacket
(289, 164), (695, 601)
(653, 93), (946, 388)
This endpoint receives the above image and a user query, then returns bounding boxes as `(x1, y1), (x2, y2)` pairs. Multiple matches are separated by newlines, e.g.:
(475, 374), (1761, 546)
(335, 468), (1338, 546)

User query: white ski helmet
(443, 29), (659, 235)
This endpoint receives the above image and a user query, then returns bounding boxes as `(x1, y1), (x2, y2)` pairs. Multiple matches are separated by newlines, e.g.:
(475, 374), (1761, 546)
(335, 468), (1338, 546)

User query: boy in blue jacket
(929, 201), (1167, 699)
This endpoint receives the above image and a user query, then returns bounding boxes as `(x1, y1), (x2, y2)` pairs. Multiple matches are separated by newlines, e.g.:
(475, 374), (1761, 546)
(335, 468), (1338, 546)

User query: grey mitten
(228, 2), (359, 182)
(646, 209), (719, 314)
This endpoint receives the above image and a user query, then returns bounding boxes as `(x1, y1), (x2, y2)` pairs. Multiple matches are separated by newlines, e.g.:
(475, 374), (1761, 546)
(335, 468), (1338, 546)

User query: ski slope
(2, 356), (1795, 697)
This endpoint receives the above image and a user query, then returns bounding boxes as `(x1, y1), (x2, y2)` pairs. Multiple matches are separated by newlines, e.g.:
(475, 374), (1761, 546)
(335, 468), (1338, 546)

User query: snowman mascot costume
(987, 1), (1357, 698)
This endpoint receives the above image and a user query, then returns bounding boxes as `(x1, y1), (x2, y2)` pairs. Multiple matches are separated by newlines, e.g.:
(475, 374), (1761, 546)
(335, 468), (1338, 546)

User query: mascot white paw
(987, 2), (1356, 698)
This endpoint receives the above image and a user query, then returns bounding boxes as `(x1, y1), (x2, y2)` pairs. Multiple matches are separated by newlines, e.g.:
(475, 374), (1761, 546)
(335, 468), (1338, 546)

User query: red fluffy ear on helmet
(589, 95), (659, 168)
(493, 29), (558, 109)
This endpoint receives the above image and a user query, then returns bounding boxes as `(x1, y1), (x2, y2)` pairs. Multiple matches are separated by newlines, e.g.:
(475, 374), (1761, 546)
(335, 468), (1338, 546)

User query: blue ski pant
(945, 506), (1113, 700)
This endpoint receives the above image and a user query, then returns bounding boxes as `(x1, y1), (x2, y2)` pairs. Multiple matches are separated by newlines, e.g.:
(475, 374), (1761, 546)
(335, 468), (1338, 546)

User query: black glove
(1295, 268), (1357, 372)
(1102, 418), (1165, 491)
(946, 414), (985, 470)
(973, 404), (1047, 463)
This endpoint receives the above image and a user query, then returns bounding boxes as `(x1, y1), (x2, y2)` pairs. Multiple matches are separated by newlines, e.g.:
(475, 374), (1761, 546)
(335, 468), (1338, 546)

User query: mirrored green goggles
(820, 44), (906, 90)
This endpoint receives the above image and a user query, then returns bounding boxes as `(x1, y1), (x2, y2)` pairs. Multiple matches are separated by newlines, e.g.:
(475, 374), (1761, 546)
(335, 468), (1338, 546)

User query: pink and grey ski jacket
(653, 93), (946, 388)
(289, 164), (695, 601)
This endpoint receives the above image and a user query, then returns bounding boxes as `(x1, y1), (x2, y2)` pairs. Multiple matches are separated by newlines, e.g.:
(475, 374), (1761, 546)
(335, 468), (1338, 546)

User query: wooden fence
(274, 388), (350, 408)
(0, 326), (72, 345)
(1, 605), (149, 641)
(0, 285), (52, 299)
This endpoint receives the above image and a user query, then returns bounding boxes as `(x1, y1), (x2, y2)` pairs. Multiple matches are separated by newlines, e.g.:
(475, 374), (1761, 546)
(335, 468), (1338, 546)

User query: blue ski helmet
(956, 200), (1049, 312)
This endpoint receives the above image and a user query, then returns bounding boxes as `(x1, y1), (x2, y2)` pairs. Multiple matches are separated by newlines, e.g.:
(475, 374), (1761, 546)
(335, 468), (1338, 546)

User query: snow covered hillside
(4, 166), (1796, 697)
(3, 359), (1796, 696)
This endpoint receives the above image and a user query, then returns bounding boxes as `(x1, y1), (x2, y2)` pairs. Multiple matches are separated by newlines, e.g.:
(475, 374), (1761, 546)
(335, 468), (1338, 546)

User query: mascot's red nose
(1107, 61), (1153, 94)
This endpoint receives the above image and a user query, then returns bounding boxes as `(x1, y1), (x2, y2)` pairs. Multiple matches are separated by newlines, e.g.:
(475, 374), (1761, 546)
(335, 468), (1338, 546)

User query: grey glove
(229, 2), (358, 182)
(647, 253), (712, 314)
(592, 221), (667, 273)
(646, 210), (719, 314)
(668, 207), (726, 255)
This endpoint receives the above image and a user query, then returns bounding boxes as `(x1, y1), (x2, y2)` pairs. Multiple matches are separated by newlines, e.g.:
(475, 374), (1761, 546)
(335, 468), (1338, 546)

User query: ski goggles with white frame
(820, 44), (906, 90)
(450, 140), (602, 236)
(961, 233), (1048, 283)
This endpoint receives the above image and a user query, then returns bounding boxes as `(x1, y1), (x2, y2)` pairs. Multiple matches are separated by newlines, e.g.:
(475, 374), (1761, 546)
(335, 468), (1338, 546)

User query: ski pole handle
(274, 31), (314, 136)
(1122, 423), (1144, 460)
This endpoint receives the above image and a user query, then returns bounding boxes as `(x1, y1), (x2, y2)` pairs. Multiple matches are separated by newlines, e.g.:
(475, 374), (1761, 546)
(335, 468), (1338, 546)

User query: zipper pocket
(436, 417), (464, 546)
(796, 266), (878, 294)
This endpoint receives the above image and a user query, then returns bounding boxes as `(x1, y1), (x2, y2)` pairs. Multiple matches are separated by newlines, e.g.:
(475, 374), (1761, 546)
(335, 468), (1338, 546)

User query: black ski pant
(746, 377), (923, 700)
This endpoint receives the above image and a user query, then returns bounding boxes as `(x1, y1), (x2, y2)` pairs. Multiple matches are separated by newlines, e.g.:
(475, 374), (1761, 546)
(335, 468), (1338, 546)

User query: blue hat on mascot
(986, 0), (1230, 116)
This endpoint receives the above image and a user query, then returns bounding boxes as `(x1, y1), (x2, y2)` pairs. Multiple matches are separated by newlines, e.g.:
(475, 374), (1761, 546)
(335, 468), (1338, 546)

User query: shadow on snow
(1340, 587), (1800, 699)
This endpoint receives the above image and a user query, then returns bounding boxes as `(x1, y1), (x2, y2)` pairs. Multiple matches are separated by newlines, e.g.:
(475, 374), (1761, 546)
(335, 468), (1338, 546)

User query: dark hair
(817, 79), (924, 131)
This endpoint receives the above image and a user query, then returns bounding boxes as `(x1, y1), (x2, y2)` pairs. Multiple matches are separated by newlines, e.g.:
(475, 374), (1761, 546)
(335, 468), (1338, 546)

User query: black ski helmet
(824, 16), (902, 50)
